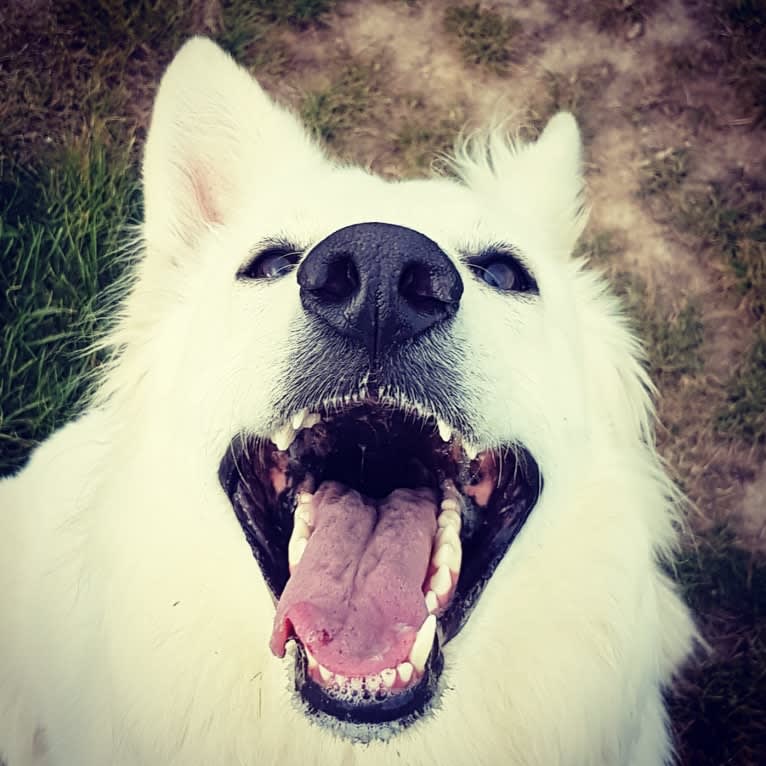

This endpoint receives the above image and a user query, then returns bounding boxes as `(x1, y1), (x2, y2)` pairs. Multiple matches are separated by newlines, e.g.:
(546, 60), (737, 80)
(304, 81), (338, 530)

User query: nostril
(315, 255), (359, 302)
(399, 263), (448, 313)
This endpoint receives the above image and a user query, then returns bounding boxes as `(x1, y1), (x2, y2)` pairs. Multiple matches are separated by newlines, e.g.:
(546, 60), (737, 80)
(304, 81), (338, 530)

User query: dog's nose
(297, 223), (463, 361)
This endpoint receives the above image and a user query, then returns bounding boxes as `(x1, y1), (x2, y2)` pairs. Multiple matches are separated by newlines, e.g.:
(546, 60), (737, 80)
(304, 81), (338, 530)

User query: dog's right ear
(142, 37), (321, 266)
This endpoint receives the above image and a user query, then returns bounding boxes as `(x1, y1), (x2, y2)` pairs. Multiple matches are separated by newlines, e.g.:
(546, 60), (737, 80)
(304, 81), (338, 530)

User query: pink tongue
(270, 481), (437, 676)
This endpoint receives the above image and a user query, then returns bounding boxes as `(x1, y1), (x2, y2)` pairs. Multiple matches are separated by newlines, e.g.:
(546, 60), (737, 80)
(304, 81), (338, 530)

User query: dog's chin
(218, 400), (541, 740)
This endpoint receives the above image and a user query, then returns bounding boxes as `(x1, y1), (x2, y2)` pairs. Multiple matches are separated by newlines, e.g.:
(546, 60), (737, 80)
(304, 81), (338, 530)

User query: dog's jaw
(219, 394), (542, 737)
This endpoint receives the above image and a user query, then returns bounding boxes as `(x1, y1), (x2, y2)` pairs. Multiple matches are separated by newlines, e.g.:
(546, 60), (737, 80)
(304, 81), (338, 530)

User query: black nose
(297, 223), (463, 361)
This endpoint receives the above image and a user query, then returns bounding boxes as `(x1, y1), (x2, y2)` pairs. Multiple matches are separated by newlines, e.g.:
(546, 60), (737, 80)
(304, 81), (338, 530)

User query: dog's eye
(239, 246), (302, 281)
(467, 251), (538, 294)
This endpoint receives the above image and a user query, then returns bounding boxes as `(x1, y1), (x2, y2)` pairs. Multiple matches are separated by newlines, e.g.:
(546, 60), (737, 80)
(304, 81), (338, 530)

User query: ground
(1, 0), (765, 763)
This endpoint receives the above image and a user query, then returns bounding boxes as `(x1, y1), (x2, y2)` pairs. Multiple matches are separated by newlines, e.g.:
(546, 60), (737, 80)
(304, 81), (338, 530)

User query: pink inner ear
(188, 162), (223, 226)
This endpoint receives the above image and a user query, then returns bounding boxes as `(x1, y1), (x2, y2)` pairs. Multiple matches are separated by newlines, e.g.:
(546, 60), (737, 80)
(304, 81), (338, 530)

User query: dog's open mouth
(219, 401), (541, 733)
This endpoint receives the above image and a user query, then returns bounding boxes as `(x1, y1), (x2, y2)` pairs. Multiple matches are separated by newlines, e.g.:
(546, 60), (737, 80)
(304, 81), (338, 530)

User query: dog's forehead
(239, 168), (514, 263)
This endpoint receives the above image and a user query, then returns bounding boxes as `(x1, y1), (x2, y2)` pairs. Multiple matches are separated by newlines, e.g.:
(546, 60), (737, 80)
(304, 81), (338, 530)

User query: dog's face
(102, 38), (667, 755)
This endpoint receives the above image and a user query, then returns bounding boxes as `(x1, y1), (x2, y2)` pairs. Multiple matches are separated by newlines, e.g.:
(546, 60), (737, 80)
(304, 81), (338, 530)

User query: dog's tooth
(288, 536), (307, 569)
(408, 615), (436, 673)
(397, 661), (414, 685)
(437, 509), (462, 535)
(433, 533), (462, 574)
(303, 412), (322, 429)
(292, 409), (308, 431)
(318, 664), (332, 683)
(432, 528), (460, 570)
(292, 516), (310, 541)
(425, 590), (439, 614)
(430, 564), (452, 597)
(295, 504), (313, 527)
(464, 441), (479, 460)
(450, 543), (462, 574)
(380, 668), (396, 688)
(305, 649), (318, 670)
(437, 419), (452, 443)
(436, 524), (460, 552)
(440, 479), (464, 510)
(272, 424), (296, 452)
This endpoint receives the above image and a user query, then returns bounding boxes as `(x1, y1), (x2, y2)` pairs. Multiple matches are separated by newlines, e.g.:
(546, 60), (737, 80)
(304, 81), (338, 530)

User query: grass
(670, 527), (766, 766)
(297, 54), (464, 177)
(635, 145), (766, 448)
(443, 3), (521, 72)
(216, 0), (337, 69)
(577, 232), (704, 381)
(712, 0), (766, 124)
(0, 139), (140, 476)
(300, 60), (378, 144)
(522, 64), (614, 141)
(615, 273), (704, 380)
(585, 0), (657, 32)
(56, 0), (192, 54)
(716, 332), (766, 445)
(637, 147), (690, 198)
(574, 229), (626, 264)
(392, 115), (463, 175)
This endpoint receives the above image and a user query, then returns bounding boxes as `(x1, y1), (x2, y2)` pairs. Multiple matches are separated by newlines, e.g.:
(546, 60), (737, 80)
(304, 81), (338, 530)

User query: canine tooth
(436, 524), (460, 551)
(292, 516), (310, 541)
(318, 664), (332, 683)
(295, 505), (313, 527)
(437, 509), (462, 534)
(288, 537), (307, 568)
(409, 615), (436, 673)
(305, 649), (318, 669)
(425, 590), (439, 614)
(433, 532), (462, 573)
(440, 542), (463, 573)
(272, 424), (296, 452)
(381, 668), (396, 688)
(464, 442), (479, 460)
(303, 412), (322, 429)
(292, 409), (308, 431)
(430, 565), (452, 597)
(437, 419), (452, 443)
(397, 661), (414, 684)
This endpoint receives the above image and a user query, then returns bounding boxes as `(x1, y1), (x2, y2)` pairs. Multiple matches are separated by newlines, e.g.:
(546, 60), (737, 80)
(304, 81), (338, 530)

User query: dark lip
(294, 639), (445, 731)
(218, 403), (542, 729)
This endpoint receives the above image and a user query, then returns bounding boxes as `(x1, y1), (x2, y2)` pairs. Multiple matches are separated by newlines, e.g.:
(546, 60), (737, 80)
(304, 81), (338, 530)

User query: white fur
(0, 38), (695, 766)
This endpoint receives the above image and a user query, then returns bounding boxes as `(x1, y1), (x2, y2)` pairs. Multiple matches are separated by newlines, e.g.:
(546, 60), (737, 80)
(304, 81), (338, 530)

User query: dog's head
(105, 38), (668, 747)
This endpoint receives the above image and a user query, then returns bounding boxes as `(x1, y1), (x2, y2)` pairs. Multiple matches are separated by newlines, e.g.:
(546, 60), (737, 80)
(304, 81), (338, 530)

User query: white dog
(0, 38), (696, 766)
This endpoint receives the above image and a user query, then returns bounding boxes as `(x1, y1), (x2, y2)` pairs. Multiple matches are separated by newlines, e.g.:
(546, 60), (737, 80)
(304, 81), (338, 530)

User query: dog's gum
(463, 452), (497, 507)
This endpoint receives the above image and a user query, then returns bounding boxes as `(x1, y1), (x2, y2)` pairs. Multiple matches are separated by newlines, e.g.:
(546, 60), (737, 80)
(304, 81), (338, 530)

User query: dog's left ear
(520, 113), (586, 254)
(142, 37), (322, 267)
